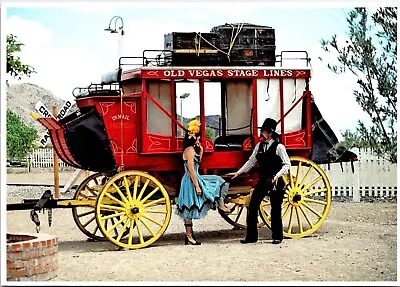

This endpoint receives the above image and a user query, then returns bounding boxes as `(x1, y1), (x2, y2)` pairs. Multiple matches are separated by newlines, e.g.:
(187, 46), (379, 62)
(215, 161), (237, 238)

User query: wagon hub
(131, 207), (140, 214)
(293, 193), (302, 203)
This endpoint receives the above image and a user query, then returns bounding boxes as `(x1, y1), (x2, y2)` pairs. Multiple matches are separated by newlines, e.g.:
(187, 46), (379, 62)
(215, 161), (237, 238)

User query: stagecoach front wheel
(259, 156), (332, 239)
(95, 170), (172, 249)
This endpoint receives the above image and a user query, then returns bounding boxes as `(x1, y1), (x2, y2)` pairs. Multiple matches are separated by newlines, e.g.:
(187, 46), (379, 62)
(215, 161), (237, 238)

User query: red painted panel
(243, 137), (252, 151)
(284, 129), (307, 148)
(95, 100), (139, 167)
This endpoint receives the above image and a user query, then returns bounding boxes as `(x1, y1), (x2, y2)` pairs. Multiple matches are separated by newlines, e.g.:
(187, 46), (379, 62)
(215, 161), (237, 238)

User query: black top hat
(259, 118), (278, 133)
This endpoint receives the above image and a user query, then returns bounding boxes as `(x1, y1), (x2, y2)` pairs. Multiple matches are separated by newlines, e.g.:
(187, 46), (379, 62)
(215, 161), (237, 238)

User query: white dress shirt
(237, 139), (290, 178)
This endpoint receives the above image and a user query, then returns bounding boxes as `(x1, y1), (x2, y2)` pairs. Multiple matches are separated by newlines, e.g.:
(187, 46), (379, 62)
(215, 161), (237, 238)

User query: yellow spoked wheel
(95, 170), (172, 249)
(259, 156), (332, 238)
(220, 191), (265, 230)
(72, 172), (111, 241)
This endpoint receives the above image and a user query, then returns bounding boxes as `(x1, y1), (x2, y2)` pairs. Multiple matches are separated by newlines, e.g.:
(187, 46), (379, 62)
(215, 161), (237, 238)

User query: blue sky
(4, 2), (374, 138)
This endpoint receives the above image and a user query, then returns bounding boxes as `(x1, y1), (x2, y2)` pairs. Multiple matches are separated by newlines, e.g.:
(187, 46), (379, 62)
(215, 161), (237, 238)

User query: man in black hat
(227, 117), (290, 244)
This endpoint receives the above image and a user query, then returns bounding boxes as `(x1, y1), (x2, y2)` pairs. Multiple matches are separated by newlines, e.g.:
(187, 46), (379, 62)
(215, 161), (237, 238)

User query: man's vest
(256, 141), (283, 181)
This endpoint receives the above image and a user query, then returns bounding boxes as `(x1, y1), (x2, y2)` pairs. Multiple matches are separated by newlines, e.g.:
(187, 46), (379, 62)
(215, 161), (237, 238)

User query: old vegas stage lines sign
(128, 68), (311, 79)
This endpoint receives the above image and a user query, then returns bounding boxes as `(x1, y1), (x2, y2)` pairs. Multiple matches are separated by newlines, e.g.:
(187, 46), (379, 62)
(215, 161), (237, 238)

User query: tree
(205, 126), (216, 141)
(7, 109), (38, 161)
(320, 7), (397, 163)
(7, 34), (36, 80)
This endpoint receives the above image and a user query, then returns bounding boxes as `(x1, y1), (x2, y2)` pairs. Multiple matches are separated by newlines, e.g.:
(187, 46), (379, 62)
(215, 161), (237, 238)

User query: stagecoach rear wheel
(95, 170), (172, 249)
(72, 172), (110, 241)
(259, 156), (332, 238)
(219, 192), (265, 230)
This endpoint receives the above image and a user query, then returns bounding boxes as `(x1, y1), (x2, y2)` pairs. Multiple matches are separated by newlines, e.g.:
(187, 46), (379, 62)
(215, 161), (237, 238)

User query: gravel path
(5, 169), (398, 283)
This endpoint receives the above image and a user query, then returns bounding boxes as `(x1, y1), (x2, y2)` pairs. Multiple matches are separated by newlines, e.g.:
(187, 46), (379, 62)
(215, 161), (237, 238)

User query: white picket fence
(318, 148), (397, 200)
(29, 148), (69, 168)
(28, 147), (397, 200)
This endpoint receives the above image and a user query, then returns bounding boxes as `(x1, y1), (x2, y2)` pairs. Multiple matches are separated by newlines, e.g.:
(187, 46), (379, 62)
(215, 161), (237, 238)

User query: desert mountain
(6, 83), (70, 134)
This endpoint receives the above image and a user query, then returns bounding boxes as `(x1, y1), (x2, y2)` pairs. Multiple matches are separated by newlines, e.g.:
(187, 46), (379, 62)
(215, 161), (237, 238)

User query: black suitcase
(211, 23), (276, 48)
(164, 32), (219, 51)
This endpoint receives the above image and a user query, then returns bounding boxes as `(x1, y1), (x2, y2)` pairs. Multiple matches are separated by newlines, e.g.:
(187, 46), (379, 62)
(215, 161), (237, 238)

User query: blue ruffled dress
(176, 154), (229, 220)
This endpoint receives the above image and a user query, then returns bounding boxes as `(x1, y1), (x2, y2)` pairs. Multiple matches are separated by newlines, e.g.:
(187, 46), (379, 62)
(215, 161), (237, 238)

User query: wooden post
(52, 106), (60, 199)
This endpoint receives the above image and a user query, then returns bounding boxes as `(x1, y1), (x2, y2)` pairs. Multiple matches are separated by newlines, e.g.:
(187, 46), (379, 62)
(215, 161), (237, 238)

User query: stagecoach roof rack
(72, 82), (120, 98)
(116, 50), (311, 72)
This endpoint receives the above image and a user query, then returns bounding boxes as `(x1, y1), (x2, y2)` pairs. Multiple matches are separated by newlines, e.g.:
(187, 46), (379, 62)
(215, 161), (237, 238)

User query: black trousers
(246, 178), (284, 241)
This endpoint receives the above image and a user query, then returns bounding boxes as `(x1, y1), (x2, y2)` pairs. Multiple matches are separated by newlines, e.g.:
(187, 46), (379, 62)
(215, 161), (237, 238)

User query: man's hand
(272, 175), (278, 183)
(226, 172), (239, 179)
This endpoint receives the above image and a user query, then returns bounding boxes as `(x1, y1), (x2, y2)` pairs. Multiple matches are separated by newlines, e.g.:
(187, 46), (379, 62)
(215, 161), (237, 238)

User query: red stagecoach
(8, 33), (357, 249)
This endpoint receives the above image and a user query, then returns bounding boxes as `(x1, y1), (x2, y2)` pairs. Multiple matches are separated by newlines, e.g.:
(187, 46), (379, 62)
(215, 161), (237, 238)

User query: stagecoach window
(175, 82), (200, 137)
(204, 82), (222, 140)
(147, 81), (173, 136)
(225, 80), (252, 135)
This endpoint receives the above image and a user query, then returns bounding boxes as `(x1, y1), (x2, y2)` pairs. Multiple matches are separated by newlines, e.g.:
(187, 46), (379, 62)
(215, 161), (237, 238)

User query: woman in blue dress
(176, 120), (233, 245)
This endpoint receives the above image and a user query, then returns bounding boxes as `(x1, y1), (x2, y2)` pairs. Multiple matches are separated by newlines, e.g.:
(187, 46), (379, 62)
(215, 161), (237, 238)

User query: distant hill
(6, 83), (68, 134)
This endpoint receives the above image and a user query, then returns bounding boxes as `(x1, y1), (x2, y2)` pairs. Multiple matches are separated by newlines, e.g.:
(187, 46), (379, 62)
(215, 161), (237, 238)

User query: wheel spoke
(282, 175), (288, 185)
(104, 192), (126, 207)
(281, 203), (291, 221)
(82, 216), (95, 228)
(287, 206), (295, 234)
(77, 210), (94, 217)
(106, 215), (127, 234)
(84, 186), (98, 197)
(302, 202), (323, 218)
(144, 208), (167, 214)
(116, 218), (130, 242)
(139, 217), (157, 237)
(299, 166), (313, 188)
(80, 191), (97, 199)
(133, 175), (140, 199)
(299, 204), (314, 228)
(295, 161), (302, 187)
(137, 179), (150, 201)
(234, 206), (245, 223)
(100, 211), (126, 221)
(295, 206), (303, 234)
(134, 218), (145, 244)
(143, 198), (166, 208)
(99, 204), (125, 212)
(260, 200), (271, 209)
(141, 213), (164, 227)
(302, 176), (323, 192)
(112, 183), (129, 204)
(304, 188), (328, 196)
(124, 177), (133, 203)
(140, 186), (160, 203)
(289, 169), (294, 188)
(303, 197), (328, 205)
(127, 220), (134, 245)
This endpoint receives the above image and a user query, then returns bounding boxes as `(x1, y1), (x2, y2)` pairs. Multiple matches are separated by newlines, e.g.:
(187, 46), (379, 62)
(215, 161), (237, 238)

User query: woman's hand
(195, 185), (202, 195)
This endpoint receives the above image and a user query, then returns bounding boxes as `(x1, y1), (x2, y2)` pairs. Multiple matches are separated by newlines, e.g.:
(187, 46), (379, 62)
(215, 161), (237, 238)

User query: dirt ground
(5, 169), (398, 283)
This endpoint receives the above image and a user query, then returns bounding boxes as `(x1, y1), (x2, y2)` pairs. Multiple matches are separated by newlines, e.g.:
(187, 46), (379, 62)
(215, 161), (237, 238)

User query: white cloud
(6, 16), (111, 101)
